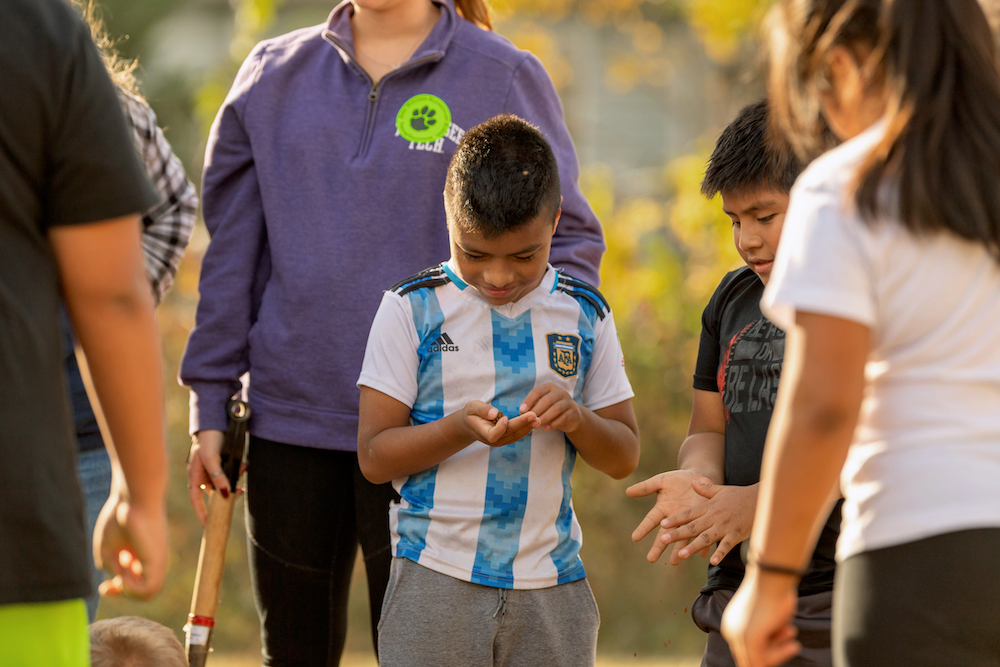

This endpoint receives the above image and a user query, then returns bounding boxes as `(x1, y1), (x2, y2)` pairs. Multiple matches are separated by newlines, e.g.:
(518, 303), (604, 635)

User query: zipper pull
(369, 88), (378, 102)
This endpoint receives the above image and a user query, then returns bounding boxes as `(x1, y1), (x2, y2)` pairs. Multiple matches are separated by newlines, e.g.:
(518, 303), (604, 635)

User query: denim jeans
(63, 305), (110, 622)
(77, 447), (112, 622)
(245, 435), (398, 666)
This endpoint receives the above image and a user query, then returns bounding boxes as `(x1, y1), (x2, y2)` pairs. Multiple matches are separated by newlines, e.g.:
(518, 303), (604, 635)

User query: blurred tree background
(93, 0), (773, 661)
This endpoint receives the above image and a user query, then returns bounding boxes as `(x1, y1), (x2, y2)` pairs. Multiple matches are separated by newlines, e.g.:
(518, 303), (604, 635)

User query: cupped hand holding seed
(463, 401), (540, 447)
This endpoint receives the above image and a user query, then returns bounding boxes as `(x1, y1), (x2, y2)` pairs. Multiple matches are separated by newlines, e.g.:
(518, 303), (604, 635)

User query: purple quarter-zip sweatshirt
(180, 0), (605, 450)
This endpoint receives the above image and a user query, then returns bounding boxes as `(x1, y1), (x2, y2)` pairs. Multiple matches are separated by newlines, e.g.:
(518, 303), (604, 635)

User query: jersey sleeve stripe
(555, 286), (607, 320)
(397, 277), (451, 297)
(556, 273), (611, 311)
(390, 265), (446, 293)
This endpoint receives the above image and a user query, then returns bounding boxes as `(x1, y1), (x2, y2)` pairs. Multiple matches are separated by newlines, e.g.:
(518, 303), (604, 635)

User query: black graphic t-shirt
(693, 267), (841, 596)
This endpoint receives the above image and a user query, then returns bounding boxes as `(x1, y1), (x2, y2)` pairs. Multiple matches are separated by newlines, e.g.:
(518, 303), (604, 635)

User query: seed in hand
(491, 410), (505, 426)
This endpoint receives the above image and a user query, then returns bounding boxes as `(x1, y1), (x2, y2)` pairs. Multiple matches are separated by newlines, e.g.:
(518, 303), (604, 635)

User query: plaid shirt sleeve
(118, 89), (198, 304)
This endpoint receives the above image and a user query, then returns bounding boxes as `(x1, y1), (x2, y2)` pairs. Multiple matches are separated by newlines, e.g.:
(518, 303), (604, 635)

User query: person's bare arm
(677, 389), (727, 482)
(50, 214), (168, 601)
(722, 311), (868, 667)
(358, 386), (541, 485)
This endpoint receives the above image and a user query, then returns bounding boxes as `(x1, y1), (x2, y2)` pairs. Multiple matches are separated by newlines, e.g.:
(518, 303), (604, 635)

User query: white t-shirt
(358, 263), (633, 589)
(762, 121), (1000, 561)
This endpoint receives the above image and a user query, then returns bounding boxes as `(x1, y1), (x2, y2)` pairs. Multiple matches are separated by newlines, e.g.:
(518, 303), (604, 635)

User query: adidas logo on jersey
(428, 332), (459, 353)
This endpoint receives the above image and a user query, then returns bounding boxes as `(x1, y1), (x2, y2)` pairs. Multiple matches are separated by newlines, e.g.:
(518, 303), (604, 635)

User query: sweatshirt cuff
(188, 383), (240, 435)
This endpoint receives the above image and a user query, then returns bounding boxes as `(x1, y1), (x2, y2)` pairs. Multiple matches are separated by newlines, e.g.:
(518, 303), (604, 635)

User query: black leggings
(833, 528), (1000, 667)
(245, 435), (399, 666)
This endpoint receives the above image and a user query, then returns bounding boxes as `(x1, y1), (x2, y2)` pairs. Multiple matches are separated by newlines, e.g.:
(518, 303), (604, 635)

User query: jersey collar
(444, 260), (557, 317)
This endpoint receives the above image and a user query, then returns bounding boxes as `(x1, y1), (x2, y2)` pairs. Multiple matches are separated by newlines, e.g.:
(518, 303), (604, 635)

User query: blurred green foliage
(93, 0), (770, 660)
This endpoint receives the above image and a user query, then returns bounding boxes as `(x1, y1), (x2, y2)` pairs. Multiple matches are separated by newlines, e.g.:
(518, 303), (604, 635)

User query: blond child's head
(90, 616), (187, 667)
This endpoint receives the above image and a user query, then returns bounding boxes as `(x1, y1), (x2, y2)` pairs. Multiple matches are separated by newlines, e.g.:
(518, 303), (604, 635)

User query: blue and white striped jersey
(358, 263), (633, 589)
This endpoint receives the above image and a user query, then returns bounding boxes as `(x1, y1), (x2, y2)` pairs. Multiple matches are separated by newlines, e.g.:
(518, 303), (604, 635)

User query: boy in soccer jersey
(357, 114), (639, 667)
(627, 101), (840, 667)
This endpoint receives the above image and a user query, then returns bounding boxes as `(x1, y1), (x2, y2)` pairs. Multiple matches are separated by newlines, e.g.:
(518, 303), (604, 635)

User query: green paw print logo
(396, 94), (451, 143)
(411, 106), (438, 131)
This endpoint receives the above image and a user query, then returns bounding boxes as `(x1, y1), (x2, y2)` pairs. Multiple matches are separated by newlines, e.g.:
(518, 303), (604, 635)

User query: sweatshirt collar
(322, 0), (459, 69)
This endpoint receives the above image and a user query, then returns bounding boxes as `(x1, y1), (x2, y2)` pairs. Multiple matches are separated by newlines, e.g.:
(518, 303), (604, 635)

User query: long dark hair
(768, 0), (1000, 261)
(455, 0), (492, 30)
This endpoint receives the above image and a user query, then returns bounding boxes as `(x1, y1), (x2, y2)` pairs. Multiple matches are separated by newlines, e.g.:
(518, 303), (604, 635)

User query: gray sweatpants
(378, 557), (600, 667)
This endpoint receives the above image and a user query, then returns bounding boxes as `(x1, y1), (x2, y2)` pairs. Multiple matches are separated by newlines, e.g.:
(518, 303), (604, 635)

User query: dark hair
(455, 0), (492, 30)
(701, 100), (803, 198)
(768, 0), (1000, 261)
(444, 114), (561, 238)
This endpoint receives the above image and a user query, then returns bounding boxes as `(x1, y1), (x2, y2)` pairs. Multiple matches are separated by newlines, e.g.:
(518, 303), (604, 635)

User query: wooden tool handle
(185, 399), (249, 666)
(185, 490), (236, 667)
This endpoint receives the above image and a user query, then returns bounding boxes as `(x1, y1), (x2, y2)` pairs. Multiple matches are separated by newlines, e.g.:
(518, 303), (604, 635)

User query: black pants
(834, 528), (1000, 667)
(246, 435), (399, 666)
(692, 589), (832, 667)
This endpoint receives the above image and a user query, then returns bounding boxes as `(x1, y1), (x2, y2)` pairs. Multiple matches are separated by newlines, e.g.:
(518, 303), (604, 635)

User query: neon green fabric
(0, 599), (89, 667)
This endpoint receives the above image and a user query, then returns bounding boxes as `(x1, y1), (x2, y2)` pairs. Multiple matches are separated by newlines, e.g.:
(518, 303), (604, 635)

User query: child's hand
(463, 401), (540, 447)
(94, 489), (168, 601)
(626, 470), (714, 563)
(658, 480), (758, 566)
(519, 383), (582, 433)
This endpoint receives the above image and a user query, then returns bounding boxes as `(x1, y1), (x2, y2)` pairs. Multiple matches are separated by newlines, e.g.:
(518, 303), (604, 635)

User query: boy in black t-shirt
(627, 101), (841, 667)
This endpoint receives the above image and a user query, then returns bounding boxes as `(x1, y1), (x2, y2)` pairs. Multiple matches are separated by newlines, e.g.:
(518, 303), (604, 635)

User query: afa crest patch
(547, 333), (581, 378)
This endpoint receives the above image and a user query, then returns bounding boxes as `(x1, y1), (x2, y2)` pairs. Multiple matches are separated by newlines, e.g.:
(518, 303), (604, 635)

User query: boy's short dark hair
(90, 616), (187, 667)
(701, 100), (802, 198)
(444, 114), (561, 238)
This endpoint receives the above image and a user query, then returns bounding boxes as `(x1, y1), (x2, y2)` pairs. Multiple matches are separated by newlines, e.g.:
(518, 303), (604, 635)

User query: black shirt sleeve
(693, 278), (725, 392)
(44, 5), (158, 228)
